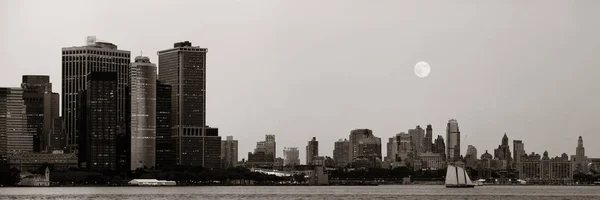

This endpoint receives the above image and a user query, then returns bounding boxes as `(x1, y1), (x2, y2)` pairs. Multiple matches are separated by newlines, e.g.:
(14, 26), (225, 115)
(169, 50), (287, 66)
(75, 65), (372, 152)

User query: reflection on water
(1, 185), (599, 200)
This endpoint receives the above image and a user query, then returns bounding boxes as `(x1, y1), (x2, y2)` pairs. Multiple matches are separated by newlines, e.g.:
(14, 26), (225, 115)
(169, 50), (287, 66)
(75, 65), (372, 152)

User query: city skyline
(2, 1), (600, 164)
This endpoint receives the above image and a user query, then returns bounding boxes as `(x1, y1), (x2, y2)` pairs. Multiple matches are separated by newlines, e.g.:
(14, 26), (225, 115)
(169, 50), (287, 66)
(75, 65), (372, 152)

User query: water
(1, 185), (599, 200)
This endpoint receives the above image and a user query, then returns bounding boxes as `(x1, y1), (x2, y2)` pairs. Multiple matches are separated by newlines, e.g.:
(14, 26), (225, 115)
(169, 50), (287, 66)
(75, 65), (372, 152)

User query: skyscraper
(386, 136), (398, 162)
(424, 124), (433, 153)
(283, 147), (300, 166)
(265, 134), (276, 161)
(408, 125), (425, 157)
(0, 88), (30, 154)
(333, 139), (350, 167)
(466, 145), (478, 168)
(78, 72), (119, 171)
(48, 117), (64, 152)
(513, 140), (525, 169)
(306, 137), (318, 165)
(494, 133), (512, 169)
(21, 75), (54, 152)
(433, 135), (446, 157)
(155, 80), (174, 169)
(62, 37), (131, 156)
(572, 136), (588, 173)
(396, 132), (413, 163)
(446, 119), (460, 163)
(129, 56), (157, 170)
(158, 41), (217, 167)
(221, 136), (238, 169)
(349, 129), (378, 162)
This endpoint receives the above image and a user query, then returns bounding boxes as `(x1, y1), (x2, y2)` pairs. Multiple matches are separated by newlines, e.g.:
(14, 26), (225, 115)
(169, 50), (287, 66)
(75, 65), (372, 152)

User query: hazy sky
(1, 0), (599, 163)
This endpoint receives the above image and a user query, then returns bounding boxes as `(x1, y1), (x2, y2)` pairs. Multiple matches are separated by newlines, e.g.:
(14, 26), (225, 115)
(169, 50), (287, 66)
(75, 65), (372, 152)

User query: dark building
(48, 117), (65, 152)
(333, 139), (350, 167)
(494, 133), (512, 169)
(21, 75), (55, 152)
(155, 80), (174, 169)
(424, 124), (433, 153)
(433, 135), (446, 157)
(62, 37), (131, 155)
(306, 137), (318, 165)
(446, 119), (460, 163)
(158, 41), (218, 168)
(0, 88), (30, 154)
(78, 72), (121, 171)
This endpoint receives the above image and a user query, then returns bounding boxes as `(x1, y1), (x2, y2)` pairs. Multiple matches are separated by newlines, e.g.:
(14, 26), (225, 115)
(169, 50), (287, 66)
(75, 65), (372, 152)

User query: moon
(414, 61), (431, 78)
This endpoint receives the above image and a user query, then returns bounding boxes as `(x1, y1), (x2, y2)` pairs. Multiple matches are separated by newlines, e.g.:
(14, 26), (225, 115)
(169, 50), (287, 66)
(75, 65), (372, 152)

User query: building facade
(424, 124), (433, 153)
(21, 75), (56, 153)
(493, 133), (512, 169)
(433, 135), (446, 157)
(513, 140), (525, 170)
(333, 139), (350, 167)
(129, 56), (157, 170)
(221, 136), (238, 169)
(446, 119), (460, 163)
(306, 137), (318, 165)
(155, 81), (174, 169)
(158, 41), (216, 167)
(8, 152), (77, 172)
(0, 88), (31, 154)
(571, 136), (588, 173)
(283, 147), (300, 166)
(420, 152), (445, 170)
(62, 37), (131, 155)
(520, 151), (573, 184)
(78, 72), (120, 171)
(408, 125), (425, 158)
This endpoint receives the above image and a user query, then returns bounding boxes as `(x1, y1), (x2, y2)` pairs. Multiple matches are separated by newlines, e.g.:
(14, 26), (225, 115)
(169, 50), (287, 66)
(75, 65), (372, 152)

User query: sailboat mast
(454, 165), (459, 185)
(463, 167), (467, 185)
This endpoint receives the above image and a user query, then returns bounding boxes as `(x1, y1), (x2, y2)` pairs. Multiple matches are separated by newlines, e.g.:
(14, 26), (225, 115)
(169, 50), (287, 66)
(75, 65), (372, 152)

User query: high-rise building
(513, 140), (525, 169)
(446, 119), (460, 163)
(78, 72), (119, 171)
(155, 81), (174, 169)
(386, 136), (398, 162)
(306, 137), (318, 165)
(349, 129), (377, 162)
(48, 117), (64, 152)
(465, 145), (478, 168)
(433, 135), (446, 156)
(265, 134), (276, 161)
(424, 124), (433, 153)
(283, 147), (300, 166)
(333, 139), (350, 167)
(408, 125), (425, 157)
(62, 37), (131, 156)
(494, 133), (512, 169)
(158, 41), (215, 167)
(130, 56), (157, 170)
(356, 136), (382, 167)
(396, 132), (413, 162)
(571, 136), (588, 173)
(21, 75), (53, 152)
(221, 136), (238, 169)
(0, 88), (31, 154)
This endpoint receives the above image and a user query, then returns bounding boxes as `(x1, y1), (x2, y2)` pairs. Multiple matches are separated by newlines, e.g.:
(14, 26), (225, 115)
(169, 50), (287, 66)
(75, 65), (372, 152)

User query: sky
(1, 0), (599, 164)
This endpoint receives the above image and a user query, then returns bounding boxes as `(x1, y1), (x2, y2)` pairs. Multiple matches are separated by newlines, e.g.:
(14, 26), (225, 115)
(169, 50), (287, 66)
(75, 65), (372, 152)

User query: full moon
(414, 61), (431, 78)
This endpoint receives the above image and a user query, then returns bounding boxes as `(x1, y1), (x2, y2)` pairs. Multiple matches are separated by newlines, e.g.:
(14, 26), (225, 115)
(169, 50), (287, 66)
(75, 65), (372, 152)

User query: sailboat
(445, 164), (475, 188)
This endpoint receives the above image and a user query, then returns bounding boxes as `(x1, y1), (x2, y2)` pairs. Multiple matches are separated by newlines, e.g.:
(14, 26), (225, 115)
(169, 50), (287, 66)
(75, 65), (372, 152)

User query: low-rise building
(7, 151), (77, 172)
(519, 151), (573, 184)
(420, 152), (446, 170)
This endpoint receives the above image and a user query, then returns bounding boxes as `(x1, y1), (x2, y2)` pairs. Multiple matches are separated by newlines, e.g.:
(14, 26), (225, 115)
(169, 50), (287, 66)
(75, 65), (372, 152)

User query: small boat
(473, 179), (484, 186)
(445, 164), (475, 188)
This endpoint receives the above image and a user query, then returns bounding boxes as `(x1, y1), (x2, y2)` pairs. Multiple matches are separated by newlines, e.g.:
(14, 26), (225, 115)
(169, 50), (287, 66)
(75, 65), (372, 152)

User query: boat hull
(446, 185), (475, 188)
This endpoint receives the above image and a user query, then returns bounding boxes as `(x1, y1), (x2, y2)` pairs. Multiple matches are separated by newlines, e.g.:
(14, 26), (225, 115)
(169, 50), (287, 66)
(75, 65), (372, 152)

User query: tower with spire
(572, 136), (588, 173)
(494, 133), (512, 169)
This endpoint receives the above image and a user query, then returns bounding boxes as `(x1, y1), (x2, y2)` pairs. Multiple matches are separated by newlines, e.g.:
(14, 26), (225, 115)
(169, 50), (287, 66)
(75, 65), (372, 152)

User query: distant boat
(445, 164), (475, 188)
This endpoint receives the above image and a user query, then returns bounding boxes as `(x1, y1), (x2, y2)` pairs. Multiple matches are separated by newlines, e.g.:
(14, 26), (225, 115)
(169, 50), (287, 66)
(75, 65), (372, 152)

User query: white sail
(445, 165), (458, 185)
(464, 169), (474, 185)
(456, 166), (466, 185)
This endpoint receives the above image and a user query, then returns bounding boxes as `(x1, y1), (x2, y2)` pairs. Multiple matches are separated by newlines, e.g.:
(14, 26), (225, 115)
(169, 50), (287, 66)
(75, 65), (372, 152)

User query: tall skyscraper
(446, 119), (460, 163)
(265, 134), (276, 161)
(513, 140), (525, 169)
(62, 37), (131, 156)
(424, 124), (433, 152)
(306, 137), (318, 165)
(158, 41), (219, 167)
(283, 147), (300, 166)
(572, 136), (588, 173)
(386, 136), (398, 162)
(494, 133), (512, 168)
(357, 136), (382, 165)
(221, 136), (238, 169)
(408, 125), (425, 157)
(0, 88), (30, 154)
(333, 139), (350, 167)
(396, 132), (413, 162)
(21, 75), (53, 152)
(78, 72), (119, 171)
(129, 56), (157, 170)
(155, 80), (174, 169)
